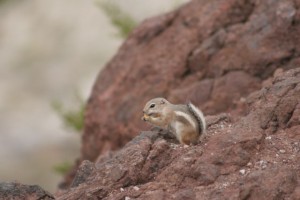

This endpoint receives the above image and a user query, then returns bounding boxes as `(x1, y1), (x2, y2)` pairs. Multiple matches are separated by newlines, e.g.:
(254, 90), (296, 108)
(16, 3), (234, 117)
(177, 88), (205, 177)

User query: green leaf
(99, 1), (137, 38)
(53, 162), (72, 175)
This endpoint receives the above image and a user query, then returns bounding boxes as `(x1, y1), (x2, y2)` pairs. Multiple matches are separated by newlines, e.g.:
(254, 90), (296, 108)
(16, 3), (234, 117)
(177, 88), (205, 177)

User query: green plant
(53, 162), (72, 175)
(52, 94), (84, 175)
(0, 0), (8, 5)
(52, 95), (85, 132)
(98, 1), (137, 38)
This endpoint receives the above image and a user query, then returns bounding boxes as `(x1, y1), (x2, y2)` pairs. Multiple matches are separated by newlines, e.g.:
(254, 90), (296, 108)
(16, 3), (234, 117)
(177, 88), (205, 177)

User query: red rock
(80, 0), (300, 169)
(60, 0), (300, 194)
(0, 182), (54, 200)
(239, 168), (297, 200)
(57, 69), (300, 199)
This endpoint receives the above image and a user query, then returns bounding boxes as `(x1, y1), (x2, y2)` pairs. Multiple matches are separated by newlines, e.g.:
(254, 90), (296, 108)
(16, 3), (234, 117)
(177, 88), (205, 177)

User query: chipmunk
(142, 97), (206, 145)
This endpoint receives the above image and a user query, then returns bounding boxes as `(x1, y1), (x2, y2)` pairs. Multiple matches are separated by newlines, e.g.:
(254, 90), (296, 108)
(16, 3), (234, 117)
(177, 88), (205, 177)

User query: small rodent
(142, 97), (206, 145)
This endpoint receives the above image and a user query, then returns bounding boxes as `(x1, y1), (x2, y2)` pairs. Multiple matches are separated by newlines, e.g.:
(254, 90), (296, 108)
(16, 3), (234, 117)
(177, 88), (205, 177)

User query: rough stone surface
(0, 182), (54, 200)
(80, 0), (300, 167)
(57, 69), (300, 200)
(70, 160), (96, 188)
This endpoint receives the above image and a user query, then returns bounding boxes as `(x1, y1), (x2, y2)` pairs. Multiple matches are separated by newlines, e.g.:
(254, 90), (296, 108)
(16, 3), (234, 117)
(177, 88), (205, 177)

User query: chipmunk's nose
(142, 111), (145, 121)
(142, 113), (149, 121)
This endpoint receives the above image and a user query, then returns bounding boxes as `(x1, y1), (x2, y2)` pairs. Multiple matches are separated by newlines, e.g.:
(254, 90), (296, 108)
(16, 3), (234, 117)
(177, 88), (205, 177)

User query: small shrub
(52, 95), (85, 132)
(53, 162), (72, 175)
(98, 1), (137, 38)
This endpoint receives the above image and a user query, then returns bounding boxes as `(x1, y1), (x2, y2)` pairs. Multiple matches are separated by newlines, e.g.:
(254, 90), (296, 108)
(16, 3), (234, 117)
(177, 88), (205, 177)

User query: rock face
(58, 68), (300, 200)
(82, 0), (300, 165)
(0, 182), (54, 200)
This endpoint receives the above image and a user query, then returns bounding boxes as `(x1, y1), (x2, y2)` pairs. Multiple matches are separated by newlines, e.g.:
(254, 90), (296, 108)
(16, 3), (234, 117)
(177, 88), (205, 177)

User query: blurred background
(0, 0), (189, 192)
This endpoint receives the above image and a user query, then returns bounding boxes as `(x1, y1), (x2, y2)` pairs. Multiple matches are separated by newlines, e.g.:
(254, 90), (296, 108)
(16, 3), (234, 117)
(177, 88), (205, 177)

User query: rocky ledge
(56, 68), (300, 200)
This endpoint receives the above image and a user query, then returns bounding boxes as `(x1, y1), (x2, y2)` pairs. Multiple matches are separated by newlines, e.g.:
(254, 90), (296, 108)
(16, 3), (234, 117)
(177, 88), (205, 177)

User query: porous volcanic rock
(58, 68), (300, 200)
(0, 182), (54, 200)
(81, 0), (300, 167)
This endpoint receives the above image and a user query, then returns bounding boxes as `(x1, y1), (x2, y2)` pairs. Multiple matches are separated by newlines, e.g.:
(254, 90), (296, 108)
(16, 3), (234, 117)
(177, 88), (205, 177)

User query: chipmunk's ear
(160, 99), (165, 104)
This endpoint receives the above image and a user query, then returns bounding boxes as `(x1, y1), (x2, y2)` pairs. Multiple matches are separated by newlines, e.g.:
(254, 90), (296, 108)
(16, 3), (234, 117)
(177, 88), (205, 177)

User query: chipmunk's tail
(187, 103), (206, 135)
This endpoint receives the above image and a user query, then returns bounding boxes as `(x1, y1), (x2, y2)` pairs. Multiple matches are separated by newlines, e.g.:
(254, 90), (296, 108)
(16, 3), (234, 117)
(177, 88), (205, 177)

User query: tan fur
(181, 129), (199, 145)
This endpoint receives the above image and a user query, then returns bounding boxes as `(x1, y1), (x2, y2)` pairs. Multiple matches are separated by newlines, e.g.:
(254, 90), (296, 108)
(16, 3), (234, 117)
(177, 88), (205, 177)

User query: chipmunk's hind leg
(181, 129), (199, 145)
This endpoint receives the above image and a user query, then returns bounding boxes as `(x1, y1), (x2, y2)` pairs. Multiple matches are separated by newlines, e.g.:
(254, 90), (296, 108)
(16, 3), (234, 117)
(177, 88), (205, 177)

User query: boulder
(58, 68), (300, 200)
(0, 182), (54, 200)
(82, 0), (300, 166)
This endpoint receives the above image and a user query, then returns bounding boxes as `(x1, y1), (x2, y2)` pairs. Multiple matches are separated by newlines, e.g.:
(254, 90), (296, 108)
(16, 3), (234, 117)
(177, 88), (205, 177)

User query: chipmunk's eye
(150, 103), (155, 108)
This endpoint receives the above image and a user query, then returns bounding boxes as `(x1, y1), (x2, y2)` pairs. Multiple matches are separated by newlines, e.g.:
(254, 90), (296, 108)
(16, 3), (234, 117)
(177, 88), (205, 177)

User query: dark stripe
(175, 115), (192, 127)
(187, 103), (204, 135)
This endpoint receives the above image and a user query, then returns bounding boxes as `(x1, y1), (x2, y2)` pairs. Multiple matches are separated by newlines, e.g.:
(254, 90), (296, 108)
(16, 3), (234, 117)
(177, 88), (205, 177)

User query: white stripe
(174, 111), (197, 129)
(188, 103), (206, 131)
(173, 121), (184, 142)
